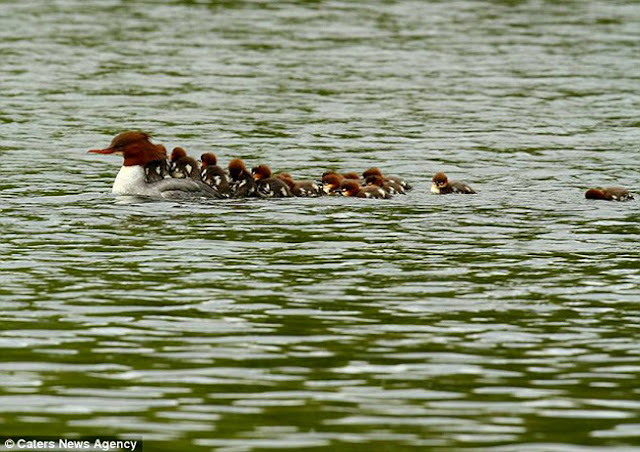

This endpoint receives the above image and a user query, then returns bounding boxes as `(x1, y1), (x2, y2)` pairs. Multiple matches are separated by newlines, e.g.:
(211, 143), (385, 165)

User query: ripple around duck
(2, 0), (640, 450)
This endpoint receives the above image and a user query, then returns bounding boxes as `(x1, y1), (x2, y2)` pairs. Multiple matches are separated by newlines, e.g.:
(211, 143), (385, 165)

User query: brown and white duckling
(365, 174), (403, 195)
(585, 187), (634, 201)
(340, 180), (389, 199)
(362, 167), (412, 191)
(251, 164), (293, 198)
(200, 153), (231, 197)
(170, 147), (200, 180)
(321, 173), (344, 195)
(228, 158), (258, 197)
(144, 144), (170, 183)
(431, 172), (476, 194)
(276, 173), (323, 197)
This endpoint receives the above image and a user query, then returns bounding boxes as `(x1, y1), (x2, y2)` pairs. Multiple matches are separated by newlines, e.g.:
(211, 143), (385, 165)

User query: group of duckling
(147, 146), (415, 199)
(153, 147), (633, 202)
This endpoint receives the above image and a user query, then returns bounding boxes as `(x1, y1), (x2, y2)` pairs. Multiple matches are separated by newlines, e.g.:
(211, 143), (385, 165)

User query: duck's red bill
(88, 148), (115, 154)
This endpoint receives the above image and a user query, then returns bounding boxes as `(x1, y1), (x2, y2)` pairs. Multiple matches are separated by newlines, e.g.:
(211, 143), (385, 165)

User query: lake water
(1, 0), (639, 451)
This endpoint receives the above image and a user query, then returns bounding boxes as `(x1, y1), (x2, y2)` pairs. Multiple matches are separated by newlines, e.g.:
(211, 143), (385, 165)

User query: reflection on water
(1, 0), (639, 450)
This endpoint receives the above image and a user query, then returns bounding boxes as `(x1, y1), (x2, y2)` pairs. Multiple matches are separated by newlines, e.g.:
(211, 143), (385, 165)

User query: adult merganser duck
(585, 187), (634, 201)
(88, 131), (220, 199)
(276, 173), (323, 197)
(431, 172), (476, 194)
(362, 167), (412, 191)
(228, 158), (257, 197)
(251, 164), (293, 198)
(170, 147), (200, 180)
(200, 152), (231, 198)
(341, 180), (389, 199)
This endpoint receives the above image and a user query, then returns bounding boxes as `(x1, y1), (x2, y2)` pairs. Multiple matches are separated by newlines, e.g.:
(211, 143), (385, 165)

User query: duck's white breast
(112, 165), (146, 195)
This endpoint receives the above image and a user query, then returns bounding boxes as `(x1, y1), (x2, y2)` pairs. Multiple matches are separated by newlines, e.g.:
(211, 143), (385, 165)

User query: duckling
(144, 145), (170, 183)
(321, 173), (344, 195)
(251, 164), (293, 198)
(170, 147), (200, 180)
(341, 180), (388, 199)
(276, 173), (323, 197)
(430, 172), (476, 194)
(200, 152), (231, 197)
(362, 167), (412, 191)
(228, 158), (258, 197)
(365, 174), (403, 195)
(585, 187), (633, 201)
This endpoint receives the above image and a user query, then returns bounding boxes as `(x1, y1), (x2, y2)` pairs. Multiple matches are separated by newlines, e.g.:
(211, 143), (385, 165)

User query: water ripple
(1, 0), (639, 450)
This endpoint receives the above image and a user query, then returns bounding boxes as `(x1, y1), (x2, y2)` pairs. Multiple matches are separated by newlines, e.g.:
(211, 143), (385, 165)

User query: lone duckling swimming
(431, 172), (476, 194)
(585, 187), (633, 201)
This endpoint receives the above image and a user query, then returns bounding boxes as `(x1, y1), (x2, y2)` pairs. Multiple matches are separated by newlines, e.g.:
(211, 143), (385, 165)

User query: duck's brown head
(228, 158), (247, 179)
(340, 180), (361, 197)
(432, 172), (449, 188)
(200, 152), (218, 167)
(342, 172), (360, 180)
(362, 167), (383, 179)
(365, 175), (385, 187)
(170, 147), (188, 162)
(251, 164), (272, 181)
(88, 131), (165, 167)
(322, 174), (343, 193)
